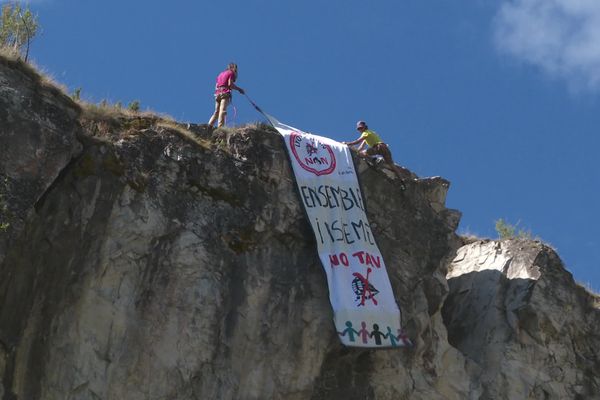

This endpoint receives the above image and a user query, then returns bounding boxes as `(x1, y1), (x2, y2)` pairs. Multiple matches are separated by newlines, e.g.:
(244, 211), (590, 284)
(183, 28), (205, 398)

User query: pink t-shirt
(215, 70), (235, 94)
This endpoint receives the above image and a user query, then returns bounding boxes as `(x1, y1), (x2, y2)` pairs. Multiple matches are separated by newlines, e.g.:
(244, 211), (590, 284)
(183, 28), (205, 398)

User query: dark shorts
(215, 92), (232, 102)
(366, 143), (391, 158)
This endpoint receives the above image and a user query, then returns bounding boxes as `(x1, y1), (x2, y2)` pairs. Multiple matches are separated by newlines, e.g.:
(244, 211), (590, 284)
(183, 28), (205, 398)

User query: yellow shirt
(360, 129), (382, 147)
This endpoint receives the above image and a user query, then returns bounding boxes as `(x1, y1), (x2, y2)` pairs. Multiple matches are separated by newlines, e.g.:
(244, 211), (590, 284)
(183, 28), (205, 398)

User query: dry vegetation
(575, 280), (600, 300)
(0, 53), (207, 144)
(155, 121), (212, 149)
(0, 51), (270, 167)
(0, 48), (75, 107)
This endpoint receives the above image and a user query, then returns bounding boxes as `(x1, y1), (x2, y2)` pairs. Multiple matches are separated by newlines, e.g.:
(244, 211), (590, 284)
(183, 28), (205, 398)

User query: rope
(230, 104), (238, 125)
(243, 93), (274, 127)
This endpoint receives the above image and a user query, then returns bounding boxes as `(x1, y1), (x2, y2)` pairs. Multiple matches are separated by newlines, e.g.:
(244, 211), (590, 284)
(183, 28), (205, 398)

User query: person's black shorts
(366, 143), (391, 159)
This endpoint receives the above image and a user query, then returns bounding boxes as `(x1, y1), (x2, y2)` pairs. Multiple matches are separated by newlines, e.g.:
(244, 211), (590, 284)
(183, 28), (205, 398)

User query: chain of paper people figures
(338, 321), (412, 347)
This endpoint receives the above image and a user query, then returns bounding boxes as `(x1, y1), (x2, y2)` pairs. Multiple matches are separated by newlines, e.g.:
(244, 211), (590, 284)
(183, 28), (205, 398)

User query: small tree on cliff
(0, 2), (38, 61)
(495, 218), (533, 240)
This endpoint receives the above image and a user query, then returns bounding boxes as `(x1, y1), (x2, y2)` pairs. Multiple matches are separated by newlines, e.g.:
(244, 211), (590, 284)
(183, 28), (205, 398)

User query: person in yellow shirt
(343, 121), (406, 189)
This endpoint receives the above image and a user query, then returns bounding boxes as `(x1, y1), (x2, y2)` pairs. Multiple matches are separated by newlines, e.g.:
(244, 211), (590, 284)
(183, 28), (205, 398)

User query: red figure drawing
(351, 268), (379, 306)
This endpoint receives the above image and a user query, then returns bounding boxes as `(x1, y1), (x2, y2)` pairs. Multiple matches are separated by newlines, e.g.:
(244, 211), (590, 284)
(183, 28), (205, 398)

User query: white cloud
(494, 0), (600, 90)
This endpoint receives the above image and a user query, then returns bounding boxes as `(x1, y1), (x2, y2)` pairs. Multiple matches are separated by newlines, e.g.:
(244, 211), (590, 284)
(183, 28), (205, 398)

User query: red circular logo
(290, 132), (336, 176)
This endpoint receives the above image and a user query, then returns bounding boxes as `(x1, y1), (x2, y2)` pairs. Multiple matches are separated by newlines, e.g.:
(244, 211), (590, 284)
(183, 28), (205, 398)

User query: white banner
(269, 115), (410, 348)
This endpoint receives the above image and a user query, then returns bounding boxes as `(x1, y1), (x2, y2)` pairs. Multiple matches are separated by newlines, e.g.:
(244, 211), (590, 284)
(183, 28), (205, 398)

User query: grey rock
(0, 56), (473, 399)
(0, 119), (472, 399)
(444, 239), (600, 399)
(0, 57), (83, 263)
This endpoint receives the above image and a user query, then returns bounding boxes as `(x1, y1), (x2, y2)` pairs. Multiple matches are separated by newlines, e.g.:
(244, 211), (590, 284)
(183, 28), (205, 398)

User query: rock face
(443, 240), (600, 399)
(0, 57), (598, 399)
(0, 57), (82, 264)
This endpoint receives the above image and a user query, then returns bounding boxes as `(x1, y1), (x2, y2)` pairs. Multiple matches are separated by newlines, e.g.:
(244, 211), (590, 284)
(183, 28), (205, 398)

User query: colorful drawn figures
(385, 326), (400, 347)
(370, 323), (386, 345)
(337, 321), (413, 347)
(357, 321), (370, 344)
(396, 328), (413, 347)
(338, 321), (359, 342)
(382, 327), (413, 347)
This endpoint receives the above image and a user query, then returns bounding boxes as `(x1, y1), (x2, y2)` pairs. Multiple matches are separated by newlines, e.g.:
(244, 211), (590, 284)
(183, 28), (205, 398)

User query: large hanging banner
(268, 115), (411, 348)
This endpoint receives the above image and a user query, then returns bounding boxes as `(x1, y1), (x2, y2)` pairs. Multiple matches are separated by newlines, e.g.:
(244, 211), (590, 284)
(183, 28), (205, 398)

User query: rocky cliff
(443, 240), (600, 399)
(0, 56), (598, 399)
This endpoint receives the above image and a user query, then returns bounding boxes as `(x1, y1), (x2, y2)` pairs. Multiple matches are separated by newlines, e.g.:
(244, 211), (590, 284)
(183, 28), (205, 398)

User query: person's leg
(379, 145), (403, 178)
(377, 144), (398, 175)
(208, 97), (220, 126)
(378, 144), (393, 165)
(359, 145), (377, 159)
(217, 96), (230, 127)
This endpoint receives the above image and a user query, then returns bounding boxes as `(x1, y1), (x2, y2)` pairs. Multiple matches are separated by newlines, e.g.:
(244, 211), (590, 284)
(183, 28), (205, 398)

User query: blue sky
(20, 0), (600, 291)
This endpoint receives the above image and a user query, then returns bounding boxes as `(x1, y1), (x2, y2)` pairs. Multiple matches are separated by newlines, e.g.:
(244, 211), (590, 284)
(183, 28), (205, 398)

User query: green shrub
(495, 218), (532, 240)
(128, 100), (140, 113)
(71, 87), (82, 101)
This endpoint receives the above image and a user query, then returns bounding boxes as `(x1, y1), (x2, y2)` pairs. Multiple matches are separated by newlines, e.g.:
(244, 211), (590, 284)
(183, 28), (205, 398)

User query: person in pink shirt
(208, 63), (245, 128)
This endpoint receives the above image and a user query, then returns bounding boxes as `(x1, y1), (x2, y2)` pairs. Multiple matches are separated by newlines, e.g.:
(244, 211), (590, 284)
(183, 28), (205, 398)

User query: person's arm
(343, 137), (364, 146)
(228, 77), (245, 94)
(356, 140), (367, 152)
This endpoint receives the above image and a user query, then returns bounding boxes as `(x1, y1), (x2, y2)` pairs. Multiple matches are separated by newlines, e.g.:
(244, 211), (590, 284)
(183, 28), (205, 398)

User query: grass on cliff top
(0, 51), (276, 157)
(0, 48), (75, 107)
(156, 121), (212, 150)
(0, 50), (177, 133)
(81, 101), (169, 125)
(575, 280), (600, 301)
(80, 104), (214, 151)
